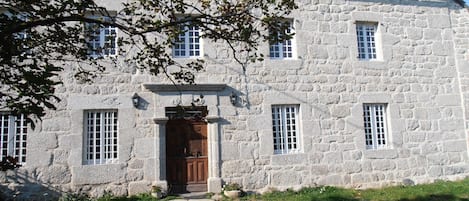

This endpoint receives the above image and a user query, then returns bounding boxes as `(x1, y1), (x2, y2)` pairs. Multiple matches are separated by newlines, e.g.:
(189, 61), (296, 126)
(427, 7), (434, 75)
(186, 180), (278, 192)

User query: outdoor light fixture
(230, 91), (237, 106)
(132, 93), (140, 108)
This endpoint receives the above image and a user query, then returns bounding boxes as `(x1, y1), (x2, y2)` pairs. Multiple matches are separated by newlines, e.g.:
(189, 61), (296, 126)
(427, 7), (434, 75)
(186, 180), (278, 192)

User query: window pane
(85, 110), (118, 165)
(272, 105), (300, 154)
(363, 104), (388, 149)
(270, 21), (294, 59)
(356, 23), (377, 60)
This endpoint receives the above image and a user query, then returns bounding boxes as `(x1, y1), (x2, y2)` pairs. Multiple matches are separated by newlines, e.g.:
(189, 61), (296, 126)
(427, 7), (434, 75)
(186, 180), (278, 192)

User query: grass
(241, 178), (469, 201)
(63, 178), (469, 201)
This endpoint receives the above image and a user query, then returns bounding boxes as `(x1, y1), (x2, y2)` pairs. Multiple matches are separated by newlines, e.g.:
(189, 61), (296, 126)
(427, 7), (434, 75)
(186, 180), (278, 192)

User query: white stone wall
(218, 0), (469, 191)
(1, 0), (469, 199)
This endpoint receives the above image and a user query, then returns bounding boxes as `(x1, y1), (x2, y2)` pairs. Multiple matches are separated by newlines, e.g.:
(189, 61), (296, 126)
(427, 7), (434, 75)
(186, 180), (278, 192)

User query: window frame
(85, 16), (118, 58)
(84, 110), (119, 165)
(363, 103), (389, 150)
(172, 23), (202, 58)
(271, 105), (301, 154)
(356, 22), (379, 60)
(0, 113), (27, 164)
(269, 20), (296, 59)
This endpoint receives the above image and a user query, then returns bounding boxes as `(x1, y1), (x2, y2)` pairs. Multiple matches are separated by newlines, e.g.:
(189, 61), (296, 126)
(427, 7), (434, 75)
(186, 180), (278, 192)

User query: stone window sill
(363, 149), (398, 159)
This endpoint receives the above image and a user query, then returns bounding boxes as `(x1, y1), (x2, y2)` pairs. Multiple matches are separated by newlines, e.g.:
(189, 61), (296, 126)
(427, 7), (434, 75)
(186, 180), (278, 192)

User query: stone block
(317, 174), (343, 186)
(439, 119), (464, 131)
(208, 177), (222, 193)
(396, 160), (409, 170)
(271, 154), (307, 166)
(423, 29), (441, 40)
(126, 170), (144, 181)
(406, 27), (423, 40)
(239, 143), (259, 160)
(428, 15), (451, 29)
(259, 130), (274, 156)
(58, 135), (82, 150)
(331, 105), (351, 118)
(243, 172), (268, 190)
(128, 181), (151, 195)
(432, 42), (452, 56)
(53, 149), (69, 165)
(246, 115), (270, 131)
(41, 118), (71, 132)
(144, 158), (156, 181)
(270, 171), (301, 186)
(442, 140), (467, 152)
(129, 159), (144, 169)
(414, 108), (428, 120)
(310, 46), (329, 59)
(37, 165), (71, 184)
(222, 160), (253, 176)
(221, 142), (239, 160)
(372, 160), (396, 171)
(428, 166), (443, 177)
(68, 95), (132, 110)
(421, 144), (438, 155)
(364, 149), (398, 159)
(343, 161), (362, 174)
(351, 174), (370, 184)
(311, 165), (329, 176)
(323, 152), (343, 164)
(427, 153), (448, 165)
(71, 164), (126, 185)
(26, 149), (52, 167)
(135, 138), (155, 158)
(444, 165), (469, 175)
(28, 132), (58, 150)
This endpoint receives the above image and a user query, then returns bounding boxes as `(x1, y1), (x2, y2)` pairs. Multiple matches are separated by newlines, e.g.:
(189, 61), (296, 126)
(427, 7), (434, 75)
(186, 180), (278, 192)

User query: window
(363, 104), (389, 149)
(86, 16), (118, 57)
(85, 110), (118, 165)
(356, 23), (378, 60)
(3, 12), (30, 55)
(272, 105), (300, 154)
(0, 114), (27, 164)
(173, 24), (201, 57)
(269, 21), (295, 59)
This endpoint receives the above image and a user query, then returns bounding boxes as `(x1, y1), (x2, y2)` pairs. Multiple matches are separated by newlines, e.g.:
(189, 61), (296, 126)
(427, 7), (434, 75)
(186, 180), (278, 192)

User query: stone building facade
(1, 0), (469, 199)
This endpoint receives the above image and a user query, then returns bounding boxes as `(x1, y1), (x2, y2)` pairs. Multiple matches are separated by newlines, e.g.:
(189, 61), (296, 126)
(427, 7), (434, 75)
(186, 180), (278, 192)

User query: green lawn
(242, 179), (469, 201)
(75, 178), (469, 201)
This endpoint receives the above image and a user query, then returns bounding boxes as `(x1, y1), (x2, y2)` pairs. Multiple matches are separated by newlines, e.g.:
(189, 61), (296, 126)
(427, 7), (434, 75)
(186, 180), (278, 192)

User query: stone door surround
(145, 84), (226, 193)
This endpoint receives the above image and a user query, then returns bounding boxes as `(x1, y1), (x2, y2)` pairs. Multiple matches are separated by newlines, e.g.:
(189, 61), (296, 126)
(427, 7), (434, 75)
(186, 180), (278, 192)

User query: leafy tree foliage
(0, 0), (296, 119)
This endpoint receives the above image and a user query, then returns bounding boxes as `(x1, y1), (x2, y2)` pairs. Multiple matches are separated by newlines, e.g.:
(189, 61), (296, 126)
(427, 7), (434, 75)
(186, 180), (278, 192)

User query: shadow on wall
(0, 170), (65, 201)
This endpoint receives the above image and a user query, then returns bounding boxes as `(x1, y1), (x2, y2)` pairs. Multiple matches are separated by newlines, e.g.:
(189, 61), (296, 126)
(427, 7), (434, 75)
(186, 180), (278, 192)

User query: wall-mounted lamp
(230, 91), (237, 106)
(132, 93), (140, 108)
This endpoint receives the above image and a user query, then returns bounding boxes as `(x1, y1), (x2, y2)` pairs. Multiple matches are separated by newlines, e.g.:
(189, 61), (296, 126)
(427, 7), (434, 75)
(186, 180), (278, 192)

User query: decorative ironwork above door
(165, 106), (208, 121)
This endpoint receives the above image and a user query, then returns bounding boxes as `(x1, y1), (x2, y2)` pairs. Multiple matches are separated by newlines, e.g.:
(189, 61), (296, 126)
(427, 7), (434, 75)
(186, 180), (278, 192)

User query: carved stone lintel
(153, 117), (169, 124)
(144, 84), (227, 92)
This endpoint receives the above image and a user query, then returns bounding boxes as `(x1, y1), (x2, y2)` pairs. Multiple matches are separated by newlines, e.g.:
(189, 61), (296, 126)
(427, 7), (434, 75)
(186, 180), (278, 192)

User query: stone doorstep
(173, 192), (213, 200)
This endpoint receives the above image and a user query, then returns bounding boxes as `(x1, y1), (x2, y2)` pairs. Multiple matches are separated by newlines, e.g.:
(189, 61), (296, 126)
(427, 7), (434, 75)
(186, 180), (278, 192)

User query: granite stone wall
(1, 0), (469, 199)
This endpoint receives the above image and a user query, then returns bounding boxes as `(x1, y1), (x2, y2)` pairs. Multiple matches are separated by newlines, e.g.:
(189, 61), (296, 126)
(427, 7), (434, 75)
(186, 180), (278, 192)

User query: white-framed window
(85, 16), (118, 57)
(271, 105), (300, 154)
(173, 24), (201, 58)
(85, 110), (118, 165)
(363, 104), (389, 149)
(0, 114), (27, 164)
(2, 12), (30, 54)
(269, 21), (295, 59)
(356, 23), (378, 60)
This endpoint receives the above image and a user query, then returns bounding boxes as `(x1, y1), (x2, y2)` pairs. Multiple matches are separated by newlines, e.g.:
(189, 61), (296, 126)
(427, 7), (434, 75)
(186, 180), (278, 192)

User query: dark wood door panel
(166, 119), (208, 192)
(186, 157), (208, 184)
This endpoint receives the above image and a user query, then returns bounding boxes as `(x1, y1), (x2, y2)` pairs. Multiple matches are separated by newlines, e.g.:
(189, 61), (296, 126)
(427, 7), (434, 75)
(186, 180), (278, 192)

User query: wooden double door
(166, 119), (208, 193)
